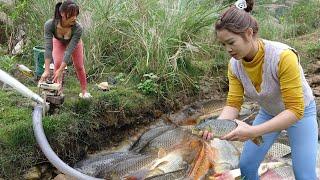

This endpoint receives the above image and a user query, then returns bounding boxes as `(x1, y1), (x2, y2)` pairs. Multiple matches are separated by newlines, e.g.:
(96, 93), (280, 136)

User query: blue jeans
(240, 100), (318, 180)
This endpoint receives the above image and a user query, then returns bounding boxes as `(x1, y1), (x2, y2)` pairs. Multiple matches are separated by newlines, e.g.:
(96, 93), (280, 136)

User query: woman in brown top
(40, 0), (91, 98)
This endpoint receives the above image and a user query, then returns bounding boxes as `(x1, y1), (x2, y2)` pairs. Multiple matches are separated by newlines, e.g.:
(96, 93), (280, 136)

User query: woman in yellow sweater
(202, 0), (318, 179)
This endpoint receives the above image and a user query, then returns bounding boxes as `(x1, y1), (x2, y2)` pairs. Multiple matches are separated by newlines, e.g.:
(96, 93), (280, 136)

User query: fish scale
(74, 152), (141, 176)
(200, 99), (224, 114)
(141, 127), (194, 153)
(101, 154), (157, 179)
(130, 125), (175, 153)
(193, 118), (238, 137)
(230, 141), (291, 160)
(261, 165), (295, 179)
(147, 151), (187, 177)
(266, 143), (291, 160)
(272, 166), (294, 177)
(145, 168), (187, 180)
(192, 118), (263, 145)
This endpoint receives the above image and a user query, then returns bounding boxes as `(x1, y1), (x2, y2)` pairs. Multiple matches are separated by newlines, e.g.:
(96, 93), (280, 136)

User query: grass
(0, 67), (159, 177)
(1, 0), (320, 178)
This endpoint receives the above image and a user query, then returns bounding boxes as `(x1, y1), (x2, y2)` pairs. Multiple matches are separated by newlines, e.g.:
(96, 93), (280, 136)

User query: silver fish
(74, 152), (141, 176)
(140, 127), (198, 153)
(266, 143), (291, 160)
(192, 118), (263, 145)
(209, 139), (240, 172)
(100, 154), (156, 179)
(260, 165), (295, 180)
(146, 149), (190, 177)
(230, 141), (291, 160)
(130, 125), (175, 153)
(198, 99), (224, 115)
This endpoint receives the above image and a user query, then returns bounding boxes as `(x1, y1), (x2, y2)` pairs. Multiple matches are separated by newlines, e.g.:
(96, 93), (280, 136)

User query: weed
(0, 55), (16, 72)
(138, 73), (159, 95)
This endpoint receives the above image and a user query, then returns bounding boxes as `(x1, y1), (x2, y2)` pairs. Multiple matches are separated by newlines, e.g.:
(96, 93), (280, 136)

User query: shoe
(79, 92), (92, 99)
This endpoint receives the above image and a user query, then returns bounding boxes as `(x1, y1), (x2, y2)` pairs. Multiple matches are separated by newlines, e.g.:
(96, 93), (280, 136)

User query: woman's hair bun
(244, 0), (254, 13)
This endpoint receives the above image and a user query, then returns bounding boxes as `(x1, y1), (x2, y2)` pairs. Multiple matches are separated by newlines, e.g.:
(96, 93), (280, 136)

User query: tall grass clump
(23, 0), (55, 47)
(19, 0), (228, 100)
(281, 0), (320, 38)
(81, 0), (225, 98)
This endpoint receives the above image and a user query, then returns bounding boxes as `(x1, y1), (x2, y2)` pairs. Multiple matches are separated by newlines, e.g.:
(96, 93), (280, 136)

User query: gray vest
(230, 39), (314, 116)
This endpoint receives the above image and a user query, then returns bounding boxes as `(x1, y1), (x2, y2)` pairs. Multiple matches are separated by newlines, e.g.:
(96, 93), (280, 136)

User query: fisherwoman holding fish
(201, 0), (318, 179)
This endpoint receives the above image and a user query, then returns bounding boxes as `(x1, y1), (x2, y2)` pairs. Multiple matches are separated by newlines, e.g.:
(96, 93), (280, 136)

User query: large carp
(74, 152), (141, 176)
(192, 118), (263, 145)
(99, 153), (157, 179)
(130, 125), (176, 153)
(140, 127), (199, 153)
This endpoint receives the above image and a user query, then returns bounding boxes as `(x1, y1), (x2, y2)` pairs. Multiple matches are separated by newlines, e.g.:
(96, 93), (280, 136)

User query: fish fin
(152, 161), (169, 170)
(157, 148), (167, 158)
(251, 136), (264, 146)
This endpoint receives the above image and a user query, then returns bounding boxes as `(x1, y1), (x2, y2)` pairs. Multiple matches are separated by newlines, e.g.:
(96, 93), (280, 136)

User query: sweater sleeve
(44, 19), (54, 60)
(278, 50), (304, 119)
(226, 62), (244, 110)
(63, 23), (83, 64)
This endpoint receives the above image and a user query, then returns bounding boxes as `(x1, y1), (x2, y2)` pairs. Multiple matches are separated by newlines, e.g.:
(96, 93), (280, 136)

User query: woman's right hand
(202, 130), (213, 141)
(39, 70), (50, 82)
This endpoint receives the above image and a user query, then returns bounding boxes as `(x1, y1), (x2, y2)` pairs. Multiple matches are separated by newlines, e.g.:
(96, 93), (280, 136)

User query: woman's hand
(53, 68), (63, 84)
(212, 171), (235, 180)
(39, 70), (50, 82)
(221, 119), (256, 142)
(202, 130), (213, 141)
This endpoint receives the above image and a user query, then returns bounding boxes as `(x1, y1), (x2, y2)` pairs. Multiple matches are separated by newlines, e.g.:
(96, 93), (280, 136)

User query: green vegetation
(0, 0), (320, 178)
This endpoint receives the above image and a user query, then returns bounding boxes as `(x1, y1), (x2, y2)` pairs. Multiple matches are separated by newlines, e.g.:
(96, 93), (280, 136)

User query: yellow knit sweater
(226, 40), (304, 119)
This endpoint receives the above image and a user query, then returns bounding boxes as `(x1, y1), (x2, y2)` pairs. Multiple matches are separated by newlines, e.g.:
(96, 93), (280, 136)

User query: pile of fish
(74, 99), (319, 179)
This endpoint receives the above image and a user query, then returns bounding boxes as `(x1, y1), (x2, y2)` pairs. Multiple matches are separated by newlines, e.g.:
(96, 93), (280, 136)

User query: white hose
(33, 105), (103, 180)
(0, 69), (44, 104)
(0, 68), (102, 179)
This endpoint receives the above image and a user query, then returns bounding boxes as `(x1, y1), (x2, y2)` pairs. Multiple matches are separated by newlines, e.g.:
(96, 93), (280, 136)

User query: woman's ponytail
(54, 2), (62, 20)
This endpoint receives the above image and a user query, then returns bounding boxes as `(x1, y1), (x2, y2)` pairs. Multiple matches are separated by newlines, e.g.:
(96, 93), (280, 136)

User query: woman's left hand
(221, 119), (256, 142)
(53, 69), (63, 84)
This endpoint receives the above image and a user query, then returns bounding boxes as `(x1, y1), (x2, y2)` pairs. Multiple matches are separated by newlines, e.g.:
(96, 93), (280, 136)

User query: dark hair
(54, 0), (79, 21)
(215, 0), (258, 39)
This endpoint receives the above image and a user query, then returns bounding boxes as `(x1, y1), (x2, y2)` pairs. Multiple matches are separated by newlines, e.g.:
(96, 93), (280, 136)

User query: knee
(292, 163), (317, 180)
(74, 65), (85, 73)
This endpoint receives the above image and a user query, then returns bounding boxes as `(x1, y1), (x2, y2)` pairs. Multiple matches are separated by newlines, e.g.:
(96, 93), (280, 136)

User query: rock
(11, 39), (24, 55)
(309, 64), (320, 74)
(41, 172), (52, 180)
(97, 81), (110, 91)
(263, 4), (289, 17)
(0, 11), (13, 44)
(53, 174), (77, 180)
(23, 167), (41, 180)
(308, 75), (320, 86)
(0, 0), (14, 6)
(313, 86), (320, 97)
